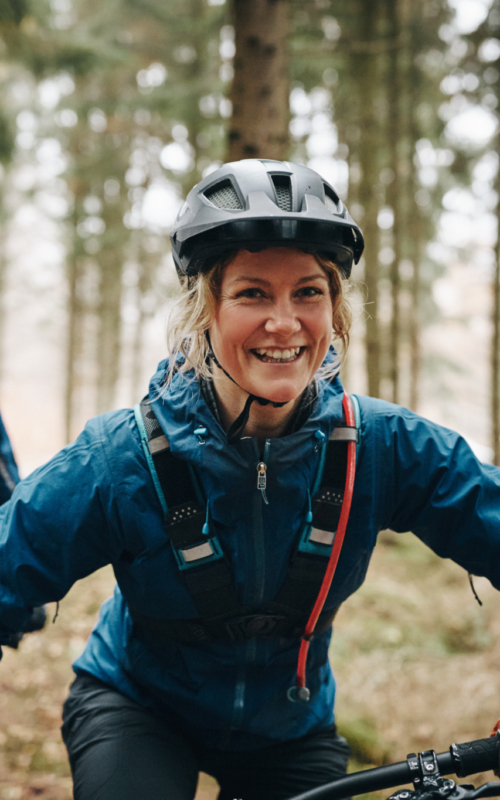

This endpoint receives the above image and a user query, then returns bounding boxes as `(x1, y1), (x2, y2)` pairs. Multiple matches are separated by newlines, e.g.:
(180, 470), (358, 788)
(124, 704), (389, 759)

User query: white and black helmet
(170, 158), (364, 280)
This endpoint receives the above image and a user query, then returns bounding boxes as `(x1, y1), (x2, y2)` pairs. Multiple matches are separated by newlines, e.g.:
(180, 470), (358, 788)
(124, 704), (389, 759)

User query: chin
(250, 380), (305, 405)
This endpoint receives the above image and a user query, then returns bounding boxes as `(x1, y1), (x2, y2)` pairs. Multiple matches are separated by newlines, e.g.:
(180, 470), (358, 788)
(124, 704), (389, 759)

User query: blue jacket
(0, 412), (19, 505)
(0, 361), (499, 750)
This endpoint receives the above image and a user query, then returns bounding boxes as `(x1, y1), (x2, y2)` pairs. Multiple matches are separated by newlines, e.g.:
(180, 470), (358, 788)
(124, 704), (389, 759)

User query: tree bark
(96, 238), (124, 415)
(64, 237), (81, 443)
(407, 6), (421, 413)
(387, 0), (402, 404)
(408, 233), (422, 412)
(491, 139), (500, 465)
(0, 191), (9, 384)
(356, 0), (382, 398)
(227, 0), (290, 161)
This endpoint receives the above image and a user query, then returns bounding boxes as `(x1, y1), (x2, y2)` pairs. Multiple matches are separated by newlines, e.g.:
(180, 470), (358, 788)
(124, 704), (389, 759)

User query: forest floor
(0, 529), (499, 800)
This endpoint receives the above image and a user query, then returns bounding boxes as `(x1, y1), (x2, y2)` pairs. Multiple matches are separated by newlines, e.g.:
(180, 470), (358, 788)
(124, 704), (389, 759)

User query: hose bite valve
(287, 686), (311, 703)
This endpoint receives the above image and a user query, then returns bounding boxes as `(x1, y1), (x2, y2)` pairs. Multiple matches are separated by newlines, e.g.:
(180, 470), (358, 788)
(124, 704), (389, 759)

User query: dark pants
(62, 674), (350, 800)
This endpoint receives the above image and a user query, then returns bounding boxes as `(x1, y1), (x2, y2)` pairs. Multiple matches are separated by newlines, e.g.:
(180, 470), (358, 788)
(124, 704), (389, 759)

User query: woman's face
(209, 247), (334, 404)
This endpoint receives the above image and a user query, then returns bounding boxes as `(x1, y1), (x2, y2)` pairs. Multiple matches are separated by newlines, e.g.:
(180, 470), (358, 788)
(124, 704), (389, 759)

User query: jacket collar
(148, 352), (346, 465)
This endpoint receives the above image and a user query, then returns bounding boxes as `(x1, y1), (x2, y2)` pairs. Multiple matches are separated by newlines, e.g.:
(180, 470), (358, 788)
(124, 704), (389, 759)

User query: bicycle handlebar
(288, 736), (500, 800)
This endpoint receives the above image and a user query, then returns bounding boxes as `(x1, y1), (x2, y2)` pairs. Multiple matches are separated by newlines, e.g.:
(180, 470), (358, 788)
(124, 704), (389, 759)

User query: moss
(338, 717), (391, 766)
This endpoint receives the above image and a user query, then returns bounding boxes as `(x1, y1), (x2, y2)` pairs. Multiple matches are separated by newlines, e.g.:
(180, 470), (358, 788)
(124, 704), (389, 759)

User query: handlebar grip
(450, 735), (500, 778)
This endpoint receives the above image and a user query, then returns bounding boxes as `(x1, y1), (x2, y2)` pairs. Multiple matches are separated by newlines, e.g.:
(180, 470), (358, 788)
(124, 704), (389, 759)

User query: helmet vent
(271, 175), (292, 211)
(204, 179), (243, 210)
(324, 185), (340, 213)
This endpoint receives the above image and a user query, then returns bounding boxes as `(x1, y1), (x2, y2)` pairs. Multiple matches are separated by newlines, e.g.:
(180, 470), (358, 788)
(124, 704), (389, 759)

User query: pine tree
(228, 0), (290, 160)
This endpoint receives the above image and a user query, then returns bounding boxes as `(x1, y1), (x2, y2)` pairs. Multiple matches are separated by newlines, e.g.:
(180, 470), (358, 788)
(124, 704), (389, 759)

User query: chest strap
(133, 396), (359, 642)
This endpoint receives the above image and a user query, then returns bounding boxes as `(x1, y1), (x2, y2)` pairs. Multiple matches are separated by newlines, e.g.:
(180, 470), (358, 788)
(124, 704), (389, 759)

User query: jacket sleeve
(368, 399), (500, 589)
(0, 411), (19, 504)
(0, 413), (127, 638)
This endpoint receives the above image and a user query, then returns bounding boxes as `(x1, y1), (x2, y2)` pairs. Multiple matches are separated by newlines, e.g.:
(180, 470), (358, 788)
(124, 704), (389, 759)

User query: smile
(252, 347), (303, 364)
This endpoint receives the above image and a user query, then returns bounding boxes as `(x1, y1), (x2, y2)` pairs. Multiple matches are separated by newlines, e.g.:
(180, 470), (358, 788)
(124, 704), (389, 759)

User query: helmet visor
(178, 218), (356, 278)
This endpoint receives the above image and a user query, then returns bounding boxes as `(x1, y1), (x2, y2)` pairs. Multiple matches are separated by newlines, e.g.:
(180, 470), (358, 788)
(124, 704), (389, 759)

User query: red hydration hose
(295, 392), (357, 695)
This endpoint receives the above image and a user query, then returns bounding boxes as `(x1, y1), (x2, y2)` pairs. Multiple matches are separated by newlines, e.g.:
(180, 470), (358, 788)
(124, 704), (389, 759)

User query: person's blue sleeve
(369, 400), (500, 589)
(0, 412), (19, 505)
(0, 413), (128, 640)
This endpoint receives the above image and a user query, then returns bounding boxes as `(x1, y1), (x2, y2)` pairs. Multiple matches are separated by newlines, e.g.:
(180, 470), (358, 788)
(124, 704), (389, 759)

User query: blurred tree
(354, 0), (385, 398)
(386, 0), (403, 404)
(290, 0), (455, 406)
(0, 0), (28, 24)
(464, 1), (500, 463)
(47, 0), (229, 437)
(228, 0), (290, 161)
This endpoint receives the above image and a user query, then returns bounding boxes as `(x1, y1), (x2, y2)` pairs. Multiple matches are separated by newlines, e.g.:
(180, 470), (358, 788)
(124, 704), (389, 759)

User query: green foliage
(0, 0), (27, 25)
(338, 717), (391, 766)
(0, 111), (15, 163)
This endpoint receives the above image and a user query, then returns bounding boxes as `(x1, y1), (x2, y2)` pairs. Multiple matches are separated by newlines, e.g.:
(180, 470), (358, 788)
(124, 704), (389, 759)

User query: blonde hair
(166, 250), (352, 385)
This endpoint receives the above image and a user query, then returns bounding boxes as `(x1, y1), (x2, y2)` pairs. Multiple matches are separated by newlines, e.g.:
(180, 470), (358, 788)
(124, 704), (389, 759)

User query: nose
(264, 299), (301, 337)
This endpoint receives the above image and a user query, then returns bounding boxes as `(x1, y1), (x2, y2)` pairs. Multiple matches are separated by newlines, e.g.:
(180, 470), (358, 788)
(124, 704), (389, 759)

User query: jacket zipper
(256, 461), (268, 505)
(256, 439), (271, 504)
(252, 438), (270, 605)
(226, 440), (271, 746)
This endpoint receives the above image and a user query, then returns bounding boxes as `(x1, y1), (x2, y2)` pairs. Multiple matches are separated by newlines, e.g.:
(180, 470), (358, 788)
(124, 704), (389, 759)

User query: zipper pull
(256, 462), (269, 505)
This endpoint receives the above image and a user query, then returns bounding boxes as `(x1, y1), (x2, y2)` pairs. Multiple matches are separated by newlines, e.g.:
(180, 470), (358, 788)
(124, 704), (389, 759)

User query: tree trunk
(407, 7), (422, 412)
(227, 0), (290, 161)
(0, 193), (9, 384)
(408, 234), (422, 412)
(356, 0), (383, 398)
(64, 194), (88, 443)
(64, 235), (81, 443)
(387, 0), (402, 404)
(491, 140), (500, 465)
(96, 244), (123, 415)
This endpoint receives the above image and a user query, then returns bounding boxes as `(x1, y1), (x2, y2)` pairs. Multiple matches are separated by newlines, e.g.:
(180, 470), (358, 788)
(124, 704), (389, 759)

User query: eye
(235, 287), (265, 299)
(296, 286), (324, 298)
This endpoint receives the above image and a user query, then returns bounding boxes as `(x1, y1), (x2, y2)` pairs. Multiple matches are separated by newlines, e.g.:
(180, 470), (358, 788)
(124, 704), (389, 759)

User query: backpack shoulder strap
(134, 399), (244, 622)
(350, 393), (361, 438)
(265, 393), (359, 625)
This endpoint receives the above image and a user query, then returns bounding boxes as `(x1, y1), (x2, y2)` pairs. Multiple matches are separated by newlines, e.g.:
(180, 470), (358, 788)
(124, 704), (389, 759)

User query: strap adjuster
(298, 524), (336, 556)
(173, 537), (223, 570)
(329, 426), (359, 442)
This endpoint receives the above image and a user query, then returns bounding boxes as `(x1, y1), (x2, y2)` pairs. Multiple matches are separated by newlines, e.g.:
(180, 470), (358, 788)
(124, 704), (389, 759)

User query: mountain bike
(288, 728), (500, 800)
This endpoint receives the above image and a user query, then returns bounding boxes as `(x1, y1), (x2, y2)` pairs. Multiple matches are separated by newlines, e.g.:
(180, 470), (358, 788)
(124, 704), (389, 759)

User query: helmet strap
(204, 331), (287, 444)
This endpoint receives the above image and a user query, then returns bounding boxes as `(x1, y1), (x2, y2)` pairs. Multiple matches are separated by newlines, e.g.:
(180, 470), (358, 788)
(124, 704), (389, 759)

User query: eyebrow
(230, 273), (328, 286)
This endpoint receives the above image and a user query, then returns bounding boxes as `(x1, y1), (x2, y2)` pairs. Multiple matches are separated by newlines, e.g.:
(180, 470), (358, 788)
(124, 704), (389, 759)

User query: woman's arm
(358, 397), (500, 590)
(0, 412), (129, 642)
(377, 402), (500, 588)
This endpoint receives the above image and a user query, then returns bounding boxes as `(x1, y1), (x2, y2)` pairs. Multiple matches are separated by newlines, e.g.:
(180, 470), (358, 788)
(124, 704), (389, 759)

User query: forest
(0, 0), (499, 459)
(1, 0), (500, 797)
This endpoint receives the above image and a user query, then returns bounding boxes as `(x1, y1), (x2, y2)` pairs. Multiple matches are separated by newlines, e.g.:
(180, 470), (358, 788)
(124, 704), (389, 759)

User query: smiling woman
(3, 159), (500, 800)
(167, 246), (352, 440)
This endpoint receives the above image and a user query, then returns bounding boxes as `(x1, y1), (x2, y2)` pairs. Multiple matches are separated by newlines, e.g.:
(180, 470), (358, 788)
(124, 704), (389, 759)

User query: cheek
(308, 305), (333, 344)
(215, 305), (260, 343)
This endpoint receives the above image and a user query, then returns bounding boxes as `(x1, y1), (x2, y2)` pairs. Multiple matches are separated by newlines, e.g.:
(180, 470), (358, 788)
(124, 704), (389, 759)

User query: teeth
(255, 347), (301, 360)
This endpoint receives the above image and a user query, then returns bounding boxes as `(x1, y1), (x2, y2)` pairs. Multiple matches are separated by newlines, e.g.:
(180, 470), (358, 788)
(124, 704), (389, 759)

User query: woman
(0, 159), (499, 800)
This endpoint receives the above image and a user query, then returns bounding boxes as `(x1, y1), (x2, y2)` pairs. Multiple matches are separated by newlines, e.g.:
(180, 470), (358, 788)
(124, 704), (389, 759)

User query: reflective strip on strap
(309, 528), (335, 546)
(181, 542), (214, 563)
(149, 435), (170, 454)
(329, 427), (358, 442)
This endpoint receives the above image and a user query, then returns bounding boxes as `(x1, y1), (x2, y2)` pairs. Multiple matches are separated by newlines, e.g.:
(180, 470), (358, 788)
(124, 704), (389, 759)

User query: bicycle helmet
(170, 158), (364, 280)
